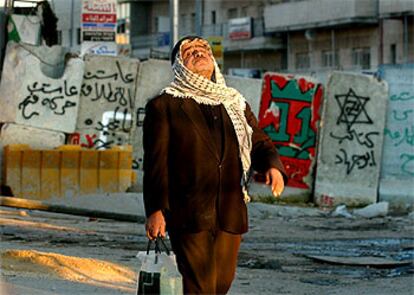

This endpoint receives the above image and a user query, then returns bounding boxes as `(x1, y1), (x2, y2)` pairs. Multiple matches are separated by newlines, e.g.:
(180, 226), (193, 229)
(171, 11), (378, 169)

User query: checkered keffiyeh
(162, 42), (253, 202)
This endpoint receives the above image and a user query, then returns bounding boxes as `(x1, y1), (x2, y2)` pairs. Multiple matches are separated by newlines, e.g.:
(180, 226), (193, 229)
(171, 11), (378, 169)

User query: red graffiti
(68, 132), (98, 148)
(258, 73), (323, 189)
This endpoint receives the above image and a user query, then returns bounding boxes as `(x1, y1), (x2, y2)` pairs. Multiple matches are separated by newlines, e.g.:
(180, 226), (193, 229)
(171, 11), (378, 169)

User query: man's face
(180, 38), (215, 80)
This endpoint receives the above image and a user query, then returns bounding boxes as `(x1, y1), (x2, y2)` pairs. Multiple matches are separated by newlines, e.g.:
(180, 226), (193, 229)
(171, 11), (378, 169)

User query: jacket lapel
(180, 99), (220, 161)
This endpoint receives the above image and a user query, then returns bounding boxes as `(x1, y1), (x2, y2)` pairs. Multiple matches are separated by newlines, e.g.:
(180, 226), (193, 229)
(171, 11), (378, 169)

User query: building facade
(50, 0), (413, 76)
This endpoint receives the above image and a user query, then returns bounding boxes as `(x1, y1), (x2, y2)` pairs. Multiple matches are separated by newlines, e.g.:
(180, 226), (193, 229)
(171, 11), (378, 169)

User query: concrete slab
(315, 72), (388, 207)
(76, 54), (139, 133)
(225, 75), (262, 117)
(257, 73), (323, 201)
(129, 59), (173, 191)
(0, 42), (84, 133)
(378, 64), (414, 211)
(68, 55), (139, 157)
(0, 123), (65, 184)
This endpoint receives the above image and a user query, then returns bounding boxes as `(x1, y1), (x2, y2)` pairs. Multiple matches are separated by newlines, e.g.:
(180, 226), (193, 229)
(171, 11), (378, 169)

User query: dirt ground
(0, 202), (413, 295)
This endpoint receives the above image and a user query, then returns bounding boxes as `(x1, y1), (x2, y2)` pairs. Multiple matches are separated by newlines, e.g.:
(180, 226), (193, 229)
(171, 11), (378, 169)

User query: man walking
(143, 36), (287, 294)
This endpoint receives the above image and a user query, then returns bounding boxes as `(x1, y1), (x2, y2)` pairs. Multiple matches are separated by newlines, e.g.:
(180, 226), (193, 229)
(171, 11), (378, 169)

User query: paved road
(1, 203), (413, 295)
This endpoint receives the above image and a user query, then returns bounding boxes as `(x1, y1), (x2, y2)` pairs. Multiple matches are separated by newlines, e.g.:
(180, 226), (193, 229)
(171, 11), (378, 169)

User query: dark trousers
(169, 230), (241, 295)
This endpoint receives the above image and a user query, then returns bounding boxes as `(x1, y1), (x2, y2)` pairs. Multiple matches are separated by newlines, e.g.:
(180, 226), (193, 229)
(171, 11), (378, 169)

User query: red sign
(82, 13), (116, 23)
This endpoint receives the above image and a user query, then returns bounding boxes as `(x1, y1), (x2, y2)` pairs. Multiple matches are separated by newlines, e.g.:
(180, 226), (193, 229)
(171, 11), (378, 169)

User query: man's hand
(145, 210), (166, 240)
(265, 168), (285, 198)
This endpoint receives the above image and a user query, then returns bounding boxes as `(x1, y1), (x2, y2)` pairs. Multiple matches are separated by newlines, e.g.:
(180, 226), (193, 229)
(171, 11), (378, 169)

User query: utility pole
(169, 0), (179, 51)
(70, 0), (74, 47)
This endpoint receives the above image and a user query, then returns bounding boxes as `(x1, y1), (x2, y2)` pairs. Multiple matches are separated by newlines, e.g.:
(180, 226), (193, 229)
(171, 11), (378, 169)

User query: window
(227, 8), (237, 19)
(211, 10), (216, 24)
(321, 50), (339, 68)
(352, 47), (371, 69)
(241, 6), (248, 17)
(390, 44), (396, 64)
(295, 52), (310, 69)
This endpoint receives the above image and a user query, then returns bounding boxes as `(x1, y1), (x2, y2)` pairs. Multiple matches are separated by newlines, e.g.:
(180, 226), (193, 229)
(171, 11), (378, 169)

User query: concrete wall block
(41, 150), (60, 200)
(132, 59), (173, 177)
(76, 55), (140, 140)
(0, 123), (66, 185)
(2, 144), (133, 200)
(257, 73), (323, 199)
(225, 75), (262, 117)
(59, 146), (81, 199)
(379, 64), (414, 210)
(315, 72), (388, 207)
(0, 42), (84, 133)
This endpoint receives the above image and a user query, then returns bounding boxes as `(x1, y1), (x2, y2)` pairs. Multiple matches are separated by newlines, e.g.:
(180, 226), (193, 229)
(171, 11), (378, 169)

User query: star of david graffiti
(335, 88), (373, 130)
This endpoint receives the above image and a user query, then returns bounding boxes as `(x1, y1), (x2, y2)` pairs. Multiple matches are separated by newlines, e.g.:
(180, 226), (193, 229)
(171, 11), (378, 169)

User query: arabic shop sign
(81, 0), (117, 56)
(228, 17), (252, 40)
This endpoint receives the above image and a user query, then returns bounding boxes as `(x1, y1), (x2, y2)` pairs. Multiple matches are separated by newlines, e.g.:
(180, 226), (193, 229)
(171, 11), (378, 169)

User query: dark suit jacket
(143, 93), (286, 234)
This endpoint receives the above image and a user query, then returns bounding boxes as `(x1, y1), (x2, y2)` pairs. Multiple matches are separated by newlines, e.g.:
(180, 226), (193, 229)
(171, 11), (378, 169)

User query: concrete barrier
(0, 123), (65, 185)
(378, 64), (414, 211)
(225, 75), (262, 117)
(0, 42), (84, 133)
(129, 59), (173, 191)
(3, 144), (134, 200)
(70, 54), (140, 152)
(253, 73), (323, 202)
(315, 72), (388, 207)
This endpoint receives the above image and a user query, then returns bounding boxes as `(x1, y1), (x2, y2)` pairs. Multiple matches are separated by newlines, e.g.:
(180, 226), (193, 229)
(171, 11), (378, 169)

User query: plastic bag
(136, 238), (183, 295)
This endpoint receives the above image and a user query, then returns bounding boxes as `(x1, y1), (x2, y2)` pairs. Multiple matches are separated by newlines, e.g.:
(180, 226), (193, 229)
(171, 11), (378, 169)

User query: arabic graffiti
(335, 149), (376, 175)
(329, 130), (380, 148)
(81, 60), (134, 108)
(258, 74), (322, 189)
(18, 80), (78, 120)
(390, 91), (414, 101)
(330, 88), (379, 175)
(76, 58), (138, 150)
(383, 86), (414, 176)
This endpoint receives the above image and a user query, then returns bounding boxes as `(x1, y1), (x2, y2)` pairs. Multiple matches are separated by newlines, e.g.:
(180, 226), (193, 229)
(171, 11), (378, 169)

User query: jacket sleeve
(143, 97), (170, 218)
(245, 102), (288, 184)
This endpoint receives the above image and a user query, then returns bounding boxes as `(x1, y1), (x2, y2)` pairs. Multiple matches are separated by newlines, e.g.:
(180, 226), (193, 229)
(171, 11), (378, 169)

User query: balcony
(264, 0), (378, 32)
(379, 0), (414, 17)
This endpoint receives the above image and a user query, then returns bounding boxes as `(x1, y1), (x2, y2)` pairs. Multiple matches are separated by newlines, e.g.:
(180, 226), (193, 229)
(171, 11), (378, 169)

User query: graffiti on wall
(329, 88), (379, 174)
(70, 57), (139, 153)
(384, 92), (414, 176)
(258, 74), (322, 189)
(19, 81), (78, 120)
(380, 65), (414, 178)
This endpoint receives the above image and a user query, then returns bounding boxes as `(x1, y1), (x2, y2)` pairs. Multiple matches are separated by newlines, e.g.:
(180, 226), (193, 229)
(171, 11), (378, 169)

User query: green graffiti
(390, 92), (414, 101)
(271, 80), (314, 102)
(294, 107), (315, 148)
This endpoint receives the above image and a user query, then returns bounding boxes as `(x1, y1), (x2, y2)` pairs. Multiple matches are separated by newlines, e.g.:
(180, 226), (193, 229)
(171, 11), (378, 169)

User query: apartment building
(264, 0), (414, 75)
(121, 0), (286, 73)
(50, 0), (413, 75)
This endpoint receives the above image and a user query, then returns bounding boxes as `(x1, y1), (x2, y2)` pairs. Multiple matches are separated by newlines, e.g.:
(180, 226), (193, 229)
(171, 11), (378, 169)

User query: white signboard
(228, 17), (252, 40)
(81, 0), (117, 56)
